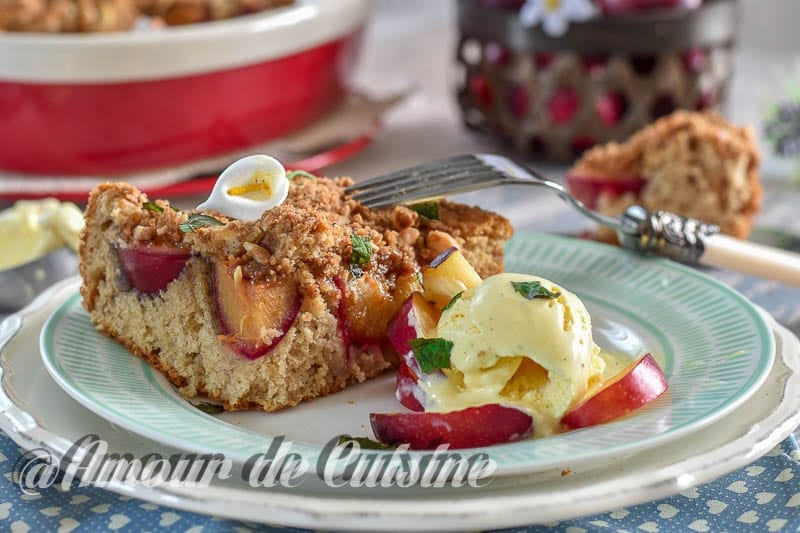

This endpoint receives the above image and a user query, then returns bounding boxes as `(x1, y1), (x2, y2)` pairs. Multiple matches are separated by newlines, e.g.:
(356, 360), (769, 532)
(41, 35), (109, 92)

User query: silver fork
(346, 153), (800, 287)
(347, 153), (627, 233)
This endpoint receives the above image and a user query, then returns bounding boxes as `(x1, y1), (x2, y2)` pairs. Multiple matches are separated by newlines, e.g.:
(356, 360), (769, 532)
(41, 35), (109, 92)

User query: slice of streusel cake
(79, 175), (512, 412)
(568, 111), (761, 241)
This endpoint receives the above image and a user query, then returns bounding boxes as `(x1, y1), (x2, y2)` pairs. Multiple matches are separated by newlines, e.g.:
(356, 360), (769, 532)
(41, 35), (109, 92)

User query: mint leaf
(410, 337), (453, 373)
(350, 235), (372, 277)
(195, 402), (223, 414)
(180, 213), (225, 233)
(410, 201), (440, 220)
(286, 170), (317, 181)
(510, 280), (561, 300)
(337, 435), (395, 450)
(441, 291), (463, 312)
(142, 201), (163, 213)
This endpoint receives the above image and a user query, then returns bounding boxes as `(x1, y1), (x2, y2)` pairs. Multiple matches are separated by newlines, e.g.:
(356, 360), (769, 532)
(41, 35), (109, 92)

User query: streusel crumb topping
(102, 174), (512, 290)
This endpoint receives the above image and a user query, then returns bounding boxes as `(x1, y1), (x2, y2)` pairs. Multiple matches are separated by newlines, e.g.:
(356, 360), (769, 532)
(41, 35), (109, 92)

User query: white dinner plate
(0, 277), (798, 530)
(39, 233), (774, 476)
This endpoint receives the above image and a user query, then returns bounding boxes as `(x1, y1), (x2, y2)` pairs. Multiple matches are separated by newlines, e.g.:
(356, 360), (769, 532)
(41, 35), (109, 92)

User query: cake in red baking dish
(0, 0), (293, 32)
(78, 177), (512, 411)
(567, 111), (762, 240)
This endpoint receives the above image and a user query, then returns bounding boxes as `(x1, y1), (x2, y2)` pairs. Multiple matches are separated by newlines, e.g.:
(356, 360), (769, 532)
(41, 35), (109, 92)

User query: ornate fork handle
(492, 156), (800, 285)
(617, 206), (721, 265)
(508, 173), (722, 265)
(485, 156), (709, 250)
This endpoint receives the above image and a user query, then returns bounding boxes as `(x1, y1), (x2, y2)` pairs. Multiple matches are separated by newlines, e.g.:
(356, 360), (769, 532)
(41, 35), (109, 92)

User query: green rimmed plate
(39, 233), (775, 476)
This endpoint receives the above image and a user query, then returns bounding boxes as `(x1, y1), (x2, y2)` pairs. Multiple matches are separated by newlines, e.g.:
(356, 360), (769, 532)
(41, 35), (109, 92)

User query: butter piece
(0, 199), (83, 270)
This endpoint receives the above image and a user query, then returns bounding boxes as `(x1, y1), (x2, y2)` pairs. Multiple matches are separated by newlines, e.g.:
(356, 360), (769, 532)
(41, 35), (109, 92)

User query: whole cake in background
(567, 111), (762, 241)
(0, 0), (292, 32)
(79, 174), (512, 412)
(136, 0), (293, 27)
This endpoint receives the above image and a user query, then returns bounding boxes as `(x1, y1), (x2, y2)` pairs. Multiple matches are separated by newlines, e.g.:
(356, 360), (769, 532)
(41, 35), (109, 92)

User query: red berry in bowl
(548, 88), (580, 124)
(534, 52), (555, 70)
(508, 84), (529, 117)
(595, 91), (628, 126)
(583, 54), (608, 75)
(470, 74), (494, 108)
(682, 47), (709, 74)
(485, 42), (511, 66)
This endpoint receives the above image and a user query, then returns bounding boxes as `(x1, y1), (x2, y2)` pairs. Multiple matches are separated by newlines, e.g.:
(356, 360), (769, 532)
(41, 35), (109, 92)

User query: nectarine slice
(422, 248), (482, 309)
(370, 404), (533, 450)
(117, 245), (191, 294)
(561, 353), (668, 429)
(336, 272), (420, 345)
(212, 261), (301, 360)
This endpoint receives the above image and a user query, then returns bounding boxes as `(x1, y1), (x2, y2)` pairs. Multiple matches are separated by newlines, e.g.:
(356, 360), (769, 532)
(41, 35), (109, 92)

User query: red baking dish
(0, 0), (370, 176)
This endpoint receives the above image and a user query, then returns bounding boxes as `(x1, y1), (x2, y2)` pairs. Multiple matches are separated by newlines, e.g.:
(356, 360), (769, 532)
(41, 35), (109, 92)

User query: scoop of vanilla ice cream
(423, 272), (605, 436)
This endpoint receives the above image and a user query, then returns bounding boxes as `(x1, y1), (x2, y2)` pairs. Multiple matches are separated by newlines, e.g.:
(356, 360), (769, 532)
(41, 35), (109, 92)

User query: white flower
(519, 0), (598, 37)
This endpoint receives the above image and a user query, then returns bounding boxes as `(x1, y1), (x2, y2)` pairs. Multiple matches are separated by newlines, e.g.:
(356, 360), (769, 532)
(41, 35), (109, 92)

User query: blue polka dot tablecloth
(1, 187), (800, 531)
(0, 433), (796, 532)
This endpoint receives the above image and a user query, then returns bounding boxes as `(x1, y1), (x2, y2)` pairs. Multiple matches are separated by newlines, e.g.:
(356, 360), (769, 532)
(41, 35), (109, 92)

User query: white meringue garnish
(197, 155), (289, 222)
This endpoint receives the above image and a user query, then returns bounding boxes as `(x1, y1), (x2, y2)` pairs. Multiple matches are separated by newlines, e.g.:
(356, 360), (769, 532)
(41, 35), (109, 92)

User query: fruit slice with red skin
(337, 272), (420, 346)
(370, 404), (533, 450)
(422, 247), (483, 309)
(386, 293), (440, 368)
(561, 353), (668, 429)
(396, 362), (425, 412)
(213, 261), (301, 360)
(565, 173), (645, 210)
(117, 245), (191, 294)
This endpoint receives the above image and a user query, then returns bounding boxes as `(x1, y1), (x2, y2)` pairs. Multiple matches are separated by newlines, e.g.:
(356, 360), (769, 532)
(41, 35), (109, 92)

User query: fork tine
(363, 172), (506, 208)
(352, 168), (499, 206)
(344, 154), (480, 193)
(348, 159), (487, 200)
